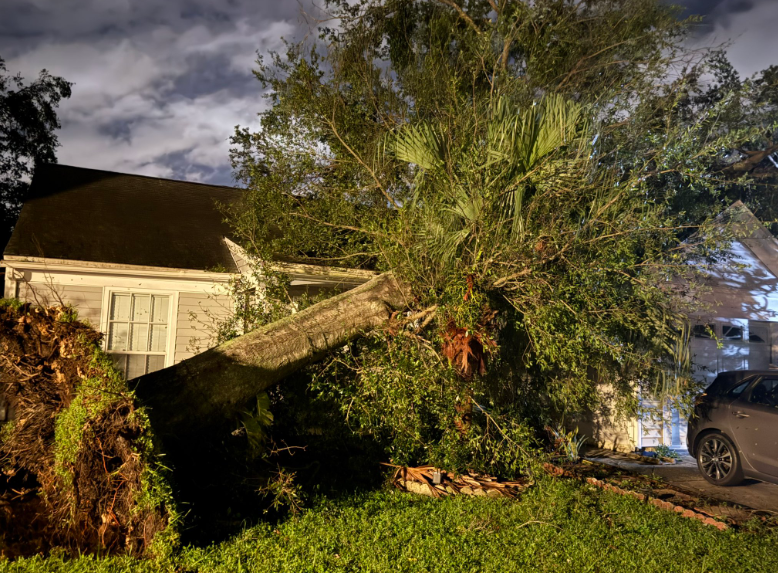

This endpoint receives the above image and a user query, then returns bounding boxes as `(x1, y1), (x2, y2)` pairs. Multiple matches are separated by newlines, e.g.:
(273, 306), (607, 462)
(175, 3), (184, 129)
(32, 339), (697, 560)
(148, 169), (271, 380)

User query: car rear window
(728, 380), (751, 397)
(706, 374), (754, 397)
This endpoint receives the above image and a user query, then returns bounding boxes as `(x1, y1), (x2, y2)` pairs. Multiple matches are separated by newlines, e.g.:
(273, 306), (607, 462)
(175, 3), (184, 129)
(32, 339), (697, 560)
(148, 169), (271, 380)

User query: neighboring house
(1, 164), (374, 380)
(585, 201), (778, 452)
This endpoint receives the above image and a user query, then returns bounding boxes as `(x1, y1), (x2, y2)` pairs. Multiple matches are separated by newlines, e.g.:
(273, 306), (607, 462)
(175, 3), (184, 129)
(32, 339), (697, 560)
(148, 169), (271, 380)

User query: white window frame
(100, 287), (179, 370)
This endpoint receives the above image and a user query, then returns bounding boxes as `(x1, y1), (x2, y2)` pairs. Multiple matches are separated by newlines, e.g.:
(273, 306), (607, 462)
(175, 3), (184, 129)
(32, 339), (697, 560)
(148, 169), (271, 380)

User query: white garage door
(639, 318), (778, 450)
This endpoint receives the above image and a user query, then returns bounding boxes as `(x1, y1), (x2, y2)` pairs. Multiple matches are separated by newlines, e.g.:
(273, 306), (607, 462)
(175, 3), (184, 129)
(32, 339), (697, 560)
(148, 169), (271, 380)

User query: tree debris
(386, 464), (532, 499)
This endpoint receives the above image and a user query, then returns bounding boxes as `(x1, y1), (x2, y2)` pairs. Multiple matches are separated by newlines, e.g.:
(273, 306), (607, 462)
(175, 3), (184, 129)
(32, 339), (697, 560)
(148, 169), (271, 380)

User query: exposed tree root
(0, 302), (177, 558)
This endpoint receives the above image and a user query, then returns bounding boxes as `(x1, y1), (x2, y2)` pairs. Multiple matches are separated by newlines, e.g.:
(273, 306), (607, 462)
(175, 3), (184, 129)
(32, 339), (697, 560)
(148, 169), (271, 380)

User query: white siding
(174, 292), (234, 363)
(636, 402), (688, 450)
(8, 266), (236, 369)
(224, 238), (253, 275)
(18, 282), (103, 326)
(4, 257), (366, 369)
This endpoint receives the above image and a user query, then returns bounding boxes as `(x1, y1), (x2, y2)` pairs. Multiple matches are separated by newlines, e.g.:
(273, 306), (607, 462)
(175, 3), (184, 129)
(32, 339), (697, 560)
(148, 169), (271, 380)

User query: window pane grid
(108, 293), (170, 378)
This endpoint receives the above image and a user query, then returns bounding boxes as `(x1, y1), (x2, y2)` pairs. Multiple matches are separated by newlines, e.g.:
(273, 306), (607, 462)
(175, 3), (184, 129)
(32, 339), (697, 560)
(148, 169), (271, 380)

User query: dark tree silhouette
(0, 57), (72, 250)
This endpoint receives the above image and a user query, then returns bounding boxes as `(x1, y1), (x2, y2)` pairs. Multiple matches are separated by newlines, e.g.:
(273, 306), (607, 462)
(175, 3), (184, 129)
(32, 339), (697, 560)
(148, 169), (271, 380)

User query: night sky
(1, 0), (776, 186)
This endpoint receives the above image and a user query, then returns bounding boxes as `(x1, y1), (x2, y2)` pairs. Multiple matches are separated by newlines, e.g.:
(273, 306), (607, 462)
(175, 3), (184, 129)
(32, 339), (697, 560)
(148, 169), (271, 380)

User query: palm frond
(487, 94), (586, 236)
(390, 123), (447, 173)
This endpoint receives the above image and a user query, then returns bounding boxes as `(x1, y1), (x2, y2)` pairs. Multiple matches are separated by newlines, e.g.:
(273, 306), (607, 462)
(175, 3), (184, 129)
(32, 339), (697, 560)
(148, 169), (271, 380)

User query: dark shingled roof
(4, 164), (243, 272)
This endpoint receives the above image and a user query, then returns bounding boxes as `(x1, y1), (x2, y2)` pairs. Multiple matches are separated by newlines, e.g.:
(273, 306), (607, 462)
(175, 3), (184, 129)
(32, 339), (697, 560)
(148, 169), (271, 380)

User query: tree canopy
(0, 57), (71, 249)
(228, 0), (774, 472)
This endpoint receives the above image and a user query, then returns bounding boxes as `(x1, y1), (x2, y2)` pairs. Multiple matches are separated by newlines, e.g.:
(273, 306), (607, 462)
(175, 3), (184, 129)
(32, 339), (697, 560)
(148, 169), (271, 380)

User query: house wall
(175, 292), (234, 362)
(18, 282), (103, 326)
(687, 238), (778, 383)
(580, 233), (778, 452)
(636, 237), (778, 451)
(4, 261), (234, 370)
(2, 256), (375, 378)
(577, 384), (638, 453)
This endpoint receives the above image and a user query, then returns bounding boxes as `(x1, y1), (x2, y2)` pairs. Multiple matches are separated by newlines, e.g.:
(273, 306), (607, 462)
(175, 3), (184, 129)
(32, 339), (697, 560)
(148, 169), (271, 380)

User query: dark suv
(688, 371), (778, 486)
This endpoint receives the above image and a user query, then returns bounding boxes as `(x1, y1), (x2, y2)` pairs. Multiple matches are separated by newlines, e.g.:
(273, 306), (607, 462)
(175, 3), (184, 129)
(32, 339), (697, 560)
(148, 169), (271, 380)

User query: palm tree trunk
(132, 272), (411, 440)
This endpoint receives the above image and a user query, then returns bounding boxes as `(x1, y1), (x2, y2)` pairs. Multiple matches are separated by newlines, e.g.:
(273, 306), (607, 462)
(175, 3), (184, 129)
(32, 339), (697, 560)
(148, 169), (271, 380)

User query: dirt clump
(0, 301), (177, 558)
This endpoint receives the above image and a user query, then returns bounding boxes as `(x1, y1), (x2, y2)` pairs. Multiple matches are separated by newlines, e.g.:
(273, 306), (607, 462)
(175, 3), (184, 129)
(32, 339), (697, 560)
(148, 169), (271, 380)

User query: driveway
(585, 449), (778, 513)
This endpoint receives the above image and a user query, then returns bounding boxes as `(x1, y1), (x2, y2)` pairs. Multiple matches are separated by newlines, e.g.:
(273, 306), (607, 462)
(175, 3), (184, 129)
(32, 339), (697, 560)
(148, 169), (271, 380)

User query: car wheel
(696, 432), (743, 486)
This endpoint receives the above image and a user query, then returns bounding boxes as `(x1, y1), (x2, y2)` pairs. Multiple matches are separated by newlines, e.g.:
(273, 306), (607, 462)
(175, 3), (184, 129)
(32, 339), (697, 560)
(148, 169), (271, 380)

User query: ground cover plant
(3, 477), (778, 573)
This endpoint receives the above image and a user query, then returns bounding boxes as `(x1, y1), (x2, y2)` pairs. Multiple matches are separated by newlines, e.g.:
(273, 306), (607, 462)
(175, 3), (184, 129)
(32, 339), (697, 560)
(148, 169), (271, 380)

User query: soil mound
(0, 301), (177, 558)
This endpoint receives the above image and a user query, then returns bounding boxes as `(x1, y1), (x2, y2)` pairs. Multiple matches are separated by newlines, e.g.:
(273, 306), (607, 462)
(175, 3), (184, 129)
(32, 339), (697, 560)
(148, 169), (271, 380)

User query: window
(693, 324), (716, 339)
(106, 293), (170, 379)
(749, 378), (778, 408)
(722, 325), (744, 340)
(749, 322), (769, 344)
(728, 380), (752, 397)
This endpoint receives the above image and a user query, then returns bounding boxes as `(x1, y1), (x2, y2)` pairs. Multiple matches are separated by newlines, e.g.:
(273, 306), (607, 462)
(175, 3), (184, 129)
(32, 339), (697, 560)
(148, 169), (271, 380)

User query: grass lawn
(3, 476), (776, 573)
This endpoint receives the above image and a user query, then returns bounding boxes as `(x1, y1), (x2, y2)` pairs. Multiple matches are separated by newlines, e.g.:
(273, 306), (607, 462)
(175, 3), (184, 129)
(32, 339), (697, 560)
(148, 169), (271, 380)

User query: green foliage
(0, 420), (13, 447)
(212, 263), (294, 345)
(4, 479), (778, 572)
(241, 392), (275, 456)
(190, 257), (330, 352)
(134, 464), (181, 559)
(0, 298), (23, 311)
(0, 57), (71, 248)
(310, 329), (535, 477)
(653, 444), (681, 460)
(549, 426), (588, 463)
(256, 468), (305, 516)
(52, 340), (181, 556)
(55, 305), (79, 324)
(226, 0), (776, 471)
(53, 354), (127, 484)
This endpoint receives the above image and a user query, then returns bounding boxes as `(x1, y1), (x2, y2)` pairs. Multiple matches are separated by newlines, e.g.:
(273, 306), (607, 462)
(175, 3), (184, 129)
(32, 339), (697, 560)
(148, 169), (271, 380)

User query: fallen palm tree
(132, 272), (410, 440)
(0, 273), (410, 557)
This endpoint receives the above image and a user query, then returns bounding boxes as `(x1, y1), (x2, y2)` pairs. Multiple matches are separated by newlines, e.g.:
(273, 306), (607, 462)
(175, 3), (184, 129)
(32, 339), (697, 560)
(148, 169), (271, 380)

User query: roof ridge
(39, 163), (244, 193)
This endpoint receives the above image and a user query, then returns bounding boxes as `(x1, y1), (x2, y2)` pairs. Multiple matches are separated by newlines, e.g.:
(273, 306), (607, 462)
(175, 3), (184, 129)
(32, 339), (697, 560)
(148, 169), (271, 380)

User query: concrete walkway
(585, 449), (778, 513)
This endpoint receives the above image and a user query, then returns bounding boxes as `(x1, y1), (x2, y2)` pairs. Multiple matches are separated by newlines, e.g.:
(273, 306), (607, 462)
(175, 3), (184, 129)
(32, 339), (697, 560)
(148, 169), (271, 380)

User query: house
(9, 166), (775, 452)
(584, 201), (778, 452)
(1, 164), (374, 380)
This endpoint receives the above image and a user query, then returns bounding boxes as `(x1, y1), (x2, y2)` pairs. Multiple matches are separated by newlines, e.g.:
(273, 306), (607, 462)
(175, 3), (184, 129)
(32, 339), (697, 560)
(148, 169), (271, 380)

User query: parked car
(687, 370), (778, 486)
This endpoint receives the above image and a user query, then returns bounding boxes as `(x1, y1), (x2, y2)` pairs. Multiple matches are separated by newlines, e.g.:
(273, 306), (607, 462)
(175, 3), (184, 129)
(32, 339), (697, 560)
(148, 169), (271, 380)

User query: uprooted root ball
(0, 301), (178, 558)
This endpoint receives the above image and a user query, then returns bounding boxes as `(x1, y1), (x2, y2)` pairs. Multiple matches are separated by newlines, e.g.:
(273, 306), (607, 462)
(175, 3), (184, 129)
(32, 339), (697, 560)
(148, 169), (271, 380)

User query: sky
(1, 0), (777, 186)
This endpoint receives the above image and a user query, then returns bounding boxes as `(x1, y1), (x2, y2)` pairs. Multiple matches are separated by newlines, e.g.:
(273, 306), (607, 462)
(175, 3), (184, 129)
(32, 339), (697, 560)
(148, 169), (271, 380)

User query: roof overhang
(1, 255), (236, 283)
(1, 254), (378, 287)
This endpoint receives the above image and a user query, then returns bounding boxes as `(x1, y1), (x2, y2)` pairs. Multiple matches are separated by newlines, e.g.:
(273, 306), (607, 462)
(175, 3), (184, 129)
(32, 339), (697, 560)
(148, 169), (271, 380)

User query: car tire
(696, 432), (744, 486)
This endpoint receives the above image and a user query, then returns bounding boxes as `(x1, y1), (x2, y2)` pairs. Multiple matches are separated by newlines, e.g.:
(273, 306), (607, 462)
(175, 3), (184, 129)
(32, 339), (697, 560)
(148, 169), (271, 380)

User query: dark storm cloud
(675, 0), (778, 77)
(0, 0), (313, 43)
(2, 1), (777, 184)
(170, 51), (257, 99)
(676, 0), (758, 32)
(679, 0), (754, 18)
(97, 120), (133, 144)
(0, 0), (325, 184)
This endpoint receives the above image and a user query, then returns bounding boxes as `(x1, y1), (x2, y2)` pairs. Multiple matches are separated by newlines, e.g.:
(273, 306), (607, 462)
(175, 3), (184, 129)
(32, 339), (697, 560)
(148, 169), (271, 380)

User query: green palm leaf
(390, 123), (447, 173)
(487, 94), (585, 236)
